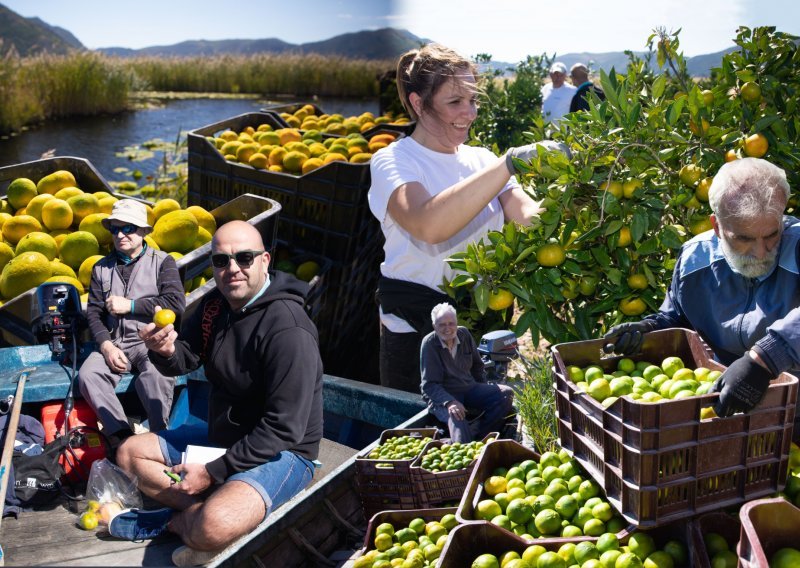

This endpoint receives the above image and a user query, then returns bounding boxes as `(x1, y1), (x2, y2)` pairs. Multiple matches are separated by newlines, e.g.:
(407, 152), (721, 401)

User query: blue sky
(4, 0), (799, 60)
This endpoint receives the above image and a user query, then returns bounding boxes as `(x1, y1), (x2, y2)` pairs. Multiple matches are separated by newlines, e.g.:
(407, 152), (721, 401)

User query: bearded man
(604, 158), (800, 424)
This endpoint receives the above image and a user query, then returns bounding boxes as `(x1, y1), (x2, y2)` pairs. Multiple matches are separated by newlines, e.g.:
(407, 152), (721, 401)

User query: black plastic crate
(188, 112), (377, 250)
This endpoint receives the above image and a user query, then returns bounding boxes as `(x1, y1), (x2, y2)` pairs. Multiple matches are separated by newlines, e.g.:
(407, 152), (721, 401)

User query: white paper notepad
(181, 444), (227, 465)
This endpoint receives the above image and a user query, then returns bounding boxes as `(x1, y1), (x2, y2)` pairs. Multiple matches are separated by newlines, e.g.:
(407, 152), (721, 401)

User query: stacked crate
(187, 111), (394, 380)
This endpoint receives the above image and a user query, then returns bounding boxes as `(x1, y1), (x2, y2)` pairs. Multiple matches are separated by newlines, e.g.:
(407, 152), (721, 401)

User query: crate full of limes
(351, 507), (458, 568)
(438, 514), (691, 568)
(411, 433), (497, 508)
(457, 439), (631, 548)
(690, 511), (741, 568)
(738, 497), (800, 568)
(551, 328), (798, 528)
(355, 428), (439, 518)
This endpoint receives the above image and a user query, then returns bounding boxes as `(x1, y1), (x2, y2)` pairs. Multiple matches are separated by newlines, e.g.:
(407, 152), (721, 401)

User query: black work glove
(710, 355), (774, 417)
(601, 320), (658, 355)
(505, 141), (571, 174)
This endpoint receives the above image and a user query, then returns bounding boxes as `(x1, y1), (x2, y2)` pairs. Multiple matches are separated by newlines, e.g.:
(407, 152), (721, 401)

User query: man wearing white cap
(79, 199), (185, 449)
(541, 61), (577, 125)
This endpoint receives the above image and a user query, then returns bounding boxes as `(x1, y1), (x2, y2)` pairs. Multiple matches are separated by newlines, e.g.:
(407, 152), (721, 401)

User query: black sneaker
(108, 507), (172, 541)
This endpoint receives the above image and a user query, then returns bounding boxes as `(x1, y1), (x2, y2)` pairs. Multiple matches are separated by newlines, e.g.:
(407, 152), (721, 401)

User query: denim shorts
(157, 426), (314, 518)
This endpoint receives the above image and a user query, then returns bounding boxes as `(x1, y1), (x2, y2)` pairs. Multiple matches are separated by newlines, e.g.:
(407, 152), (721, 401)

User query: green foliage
(448, 26), (800, 346)
(509, 354), (558, 453)
(0, 51), (388, 135)
(126, 53), (387, 98)
(111, 132), (188, 205)
(470, 54), (550, 151)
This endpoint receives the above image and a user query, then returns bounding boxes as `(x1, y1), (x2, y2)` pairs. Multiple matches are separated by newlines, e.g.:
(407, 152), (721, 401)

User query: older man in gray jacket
(79, 199), (185, 447)
(420, 303), (514, 442)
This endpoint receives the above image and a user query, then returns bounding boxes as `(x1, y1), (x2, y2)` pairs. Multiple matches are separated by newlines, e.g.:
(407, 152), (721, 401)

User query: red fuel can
(41, 399), (106, 482)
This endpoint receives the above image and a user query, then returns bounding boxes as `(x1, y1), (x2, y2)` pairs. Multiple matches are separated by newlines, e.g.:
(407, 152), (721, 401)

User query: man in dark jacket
(569, 63), (605, 113)
(111, 221), (323, 564)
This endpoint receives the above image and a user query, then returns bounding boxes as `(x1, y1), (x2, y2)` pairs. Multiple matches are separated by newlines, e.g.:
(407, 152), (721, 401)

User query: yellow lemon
(59, 231), (100, 270)
(78, 255), (104, 289)
(15, 231), (58, 261)
(7, 178), (38, 210)
(152, 210), (199, 253)
(36, 170), (77, 195)
(66, 194), (99, 227)
(153, 308), (176, 328)
(0, 251), (52, 299)
(79, 213), (112, 247)
(2, 215), (43, 245)
(152, 199), (181, 221)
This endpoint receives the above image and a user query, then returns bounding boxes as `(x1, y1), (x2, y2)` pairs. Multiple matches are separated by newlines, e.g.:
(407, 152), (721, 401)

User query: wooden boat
(0, 345), (430, 567)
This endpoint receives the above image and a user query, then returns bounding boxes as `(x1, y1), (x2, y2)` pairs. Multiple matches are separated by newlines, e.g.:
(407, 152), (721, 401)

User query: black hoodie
(150, 270), (323, 484)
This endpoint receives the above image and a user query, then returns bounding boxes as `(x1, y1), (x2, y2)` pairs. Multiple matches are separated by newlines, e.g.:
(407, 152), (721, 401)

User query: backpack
(0, 412), (53, 517)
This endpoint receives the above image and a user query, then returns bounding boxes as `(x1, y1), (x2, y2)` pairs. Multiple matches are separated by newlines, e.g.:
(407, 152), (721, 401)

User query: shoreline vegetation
(0, 50), (392, 135)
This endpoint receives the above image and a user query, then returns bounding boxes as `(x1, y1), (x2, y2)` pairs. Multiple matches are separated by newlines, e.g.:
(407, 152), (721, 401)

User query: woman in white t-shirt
(369, 43), (560, 393)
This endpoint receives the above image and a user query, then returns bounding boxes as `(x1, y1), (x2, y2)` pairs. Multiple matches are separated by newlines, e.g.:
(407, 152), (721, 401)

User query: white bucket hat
(101, 199), (151, 231)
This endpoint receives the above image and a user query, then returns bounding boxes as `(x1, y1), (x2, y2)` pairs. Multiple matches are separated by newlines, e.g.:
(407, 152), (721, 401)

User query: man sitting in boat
(111, 220), (323, 566)
(79, 199), (185, 448)
(420, 303), (514, 442)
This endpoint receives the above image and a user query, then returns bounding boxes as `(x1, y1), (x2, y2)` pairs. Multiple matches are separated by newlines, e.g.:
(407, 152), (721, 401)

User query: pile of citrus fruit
(779, 441), (800, 508)
(276, 104), (411, 134)
(417, 437), (493, 473)
(0, 172), (218, 303)
(469, 530), (688, 568)
(206, 113), (400, 175)
(700, 532), (739, 568)
(472, 448), (627, 539)
(566, 356), (723, 417)
(365, 434), (434, 462)
(353, 512), (457, 568)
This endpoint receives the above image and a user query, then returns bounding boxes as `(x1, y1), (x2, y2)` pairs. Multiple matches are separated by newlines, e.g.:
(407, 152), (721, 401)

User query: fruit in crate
(473, 449), (627, 539)
(278, 104), (411, 134)
(353, 512), (457, 568)
(365, 434), (433, 460)
(569, 356), (724, 415)
(468, 530), (689, 568)
(208, 116), (401, 174)
(781, 442), (800, 507)
(1, 173), (220, 301)
(419, 437), (493, 472)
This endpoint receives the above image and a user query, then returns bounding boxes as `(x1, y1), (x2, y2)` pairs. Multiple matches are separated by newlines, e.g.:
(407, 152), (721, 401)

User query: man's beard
(719, 235), (780, 278)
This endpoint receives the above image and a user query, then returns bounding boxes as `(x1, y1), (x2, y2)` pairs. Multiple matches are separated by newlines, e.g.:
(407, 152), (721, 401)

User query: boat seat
(0, 343), (191, 404)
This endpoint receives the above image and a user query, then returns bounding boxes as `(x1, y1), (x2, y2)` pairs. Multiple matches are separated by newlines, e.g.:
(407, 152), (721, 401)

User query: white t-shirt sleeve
(368, 145), (420, 223)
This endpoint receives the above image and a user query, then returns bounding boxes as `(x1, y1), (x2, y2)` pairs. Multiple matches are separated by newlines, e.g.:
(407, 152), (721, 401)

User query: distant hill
(0, 4), (83, 56)
(99, 28), (426, 61)
(0, 2), (737, 75)
(511, 46), (738, 78)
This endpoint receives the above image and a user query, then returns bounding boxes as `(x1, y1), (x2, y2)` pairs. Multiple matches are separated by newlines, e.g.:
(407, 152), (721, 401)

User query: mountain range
(0, 2), (733, 76)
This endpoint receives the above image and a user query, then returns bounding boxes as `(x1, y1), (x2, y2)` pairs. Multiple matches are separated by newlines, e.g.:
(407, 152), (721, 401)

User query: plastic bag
(85, 458), (142, 525)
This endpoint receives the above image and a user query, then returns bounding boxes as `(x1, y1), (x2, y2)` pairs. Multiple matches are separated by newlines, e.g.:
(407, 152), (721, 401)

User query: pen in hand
(164, 469), (181, 483)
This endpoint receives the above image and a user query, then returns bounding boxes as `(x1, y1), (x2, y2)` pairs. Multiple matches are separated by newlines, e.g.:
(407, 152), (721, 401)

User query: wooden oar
(0, 368), (35, 567)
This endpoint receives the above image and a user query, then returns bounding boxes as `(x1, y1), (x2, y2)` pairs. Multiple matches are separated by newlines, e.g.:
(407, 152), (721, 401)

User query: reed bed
(0, 50), (390, 134)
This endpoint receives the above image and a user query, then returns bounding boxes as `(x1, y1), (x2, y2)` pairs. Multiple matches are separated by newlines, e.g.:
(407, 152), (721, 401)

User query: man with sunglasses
(112, 221), (323, 565)
(79, 199), (185, 449)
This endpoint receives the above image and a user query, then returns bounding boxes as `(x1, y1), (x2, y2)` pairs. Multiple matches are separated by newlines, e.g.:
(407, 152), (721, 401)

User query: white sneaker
(172, 545), (223, 567)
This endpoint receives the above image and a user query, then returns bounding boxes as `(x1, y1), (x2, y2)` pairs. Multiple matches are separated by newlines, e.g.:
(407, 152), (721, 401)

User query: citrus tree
(445, 26), (800, 346)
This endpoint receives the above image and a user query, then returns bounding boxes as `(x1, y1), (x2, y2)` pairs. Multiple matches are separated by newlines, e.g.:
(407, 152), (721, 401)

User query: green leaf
(606, 268), (623, 286)
(631, 209), (649, 242)
(666, 98), (685, 125)
(449, 274), (475, 288)
(590, 246), (612, 268)
(753, 115), (780, 133)
(603, 220), (624, 236)
(515, 244), (538, 264)
(474, 281), (489, 315)
(652, 74), (666, 99)
(636, 237), (659, 256)
(561, 259), (583, 275)
(465, 258), (481, 274)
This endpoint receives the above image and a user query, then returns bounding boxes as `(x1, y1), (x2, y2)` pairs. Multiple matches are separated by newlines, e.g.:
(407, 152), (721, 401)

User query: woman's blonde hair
(396, 43), (477, 121)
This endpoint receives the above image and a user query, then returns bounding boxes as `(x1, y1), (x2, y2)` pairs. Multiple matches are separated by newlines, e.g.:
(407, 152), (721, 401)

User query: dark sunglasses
(211, 250), (264, 269)
(107, 224), (139, 236)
